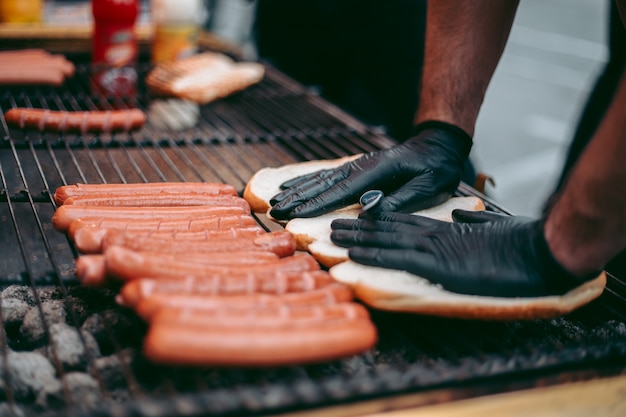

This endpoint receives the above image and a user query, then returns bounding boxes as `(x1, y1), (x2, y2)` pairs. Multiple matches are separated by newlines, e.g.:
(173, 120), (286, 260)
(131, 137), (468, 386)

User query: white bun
(285, 197), (486, 268)
(330, 262), (606, 320)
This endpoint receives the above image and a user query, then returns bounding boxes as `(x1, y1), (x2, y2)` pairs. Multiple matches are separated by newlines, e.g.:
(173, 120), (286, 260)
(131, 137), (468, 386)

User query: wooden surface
(363, 374), (626, 417)
(266, 368), (626, 417)
(0, 23), (241, 56)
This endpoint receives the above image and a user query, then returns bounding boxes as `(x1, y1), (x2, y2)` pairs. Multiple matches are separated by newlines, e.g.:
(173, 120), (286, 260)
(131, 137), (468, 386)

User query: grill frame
(0, 59), (625, 417)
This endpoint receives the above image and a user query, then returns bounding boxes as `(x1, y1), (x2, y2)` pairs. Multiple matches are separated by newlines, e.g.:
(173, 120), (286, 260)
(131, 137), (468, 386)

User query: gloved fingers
(375, 173), (454, 213)
(269, 171), (351, 219)
(278, 170), (323, 190)
(451, 209), (510, 224)
(374, 211), (449, 229)
(331, 218), (417, 233)
(270, 168), (346, 206)
(451, 209), (536, 225)
(353, 212), (446, 231)
(279, 169), (388, 219)
(331, 228), (424, 250)
(348, 247), (442, 279)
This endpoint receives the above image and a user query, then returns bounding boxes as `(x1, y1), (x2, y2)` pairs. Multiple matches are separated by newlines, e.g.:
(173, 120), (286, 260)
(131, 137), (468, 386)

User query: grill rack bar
(0, 61), (625, 417)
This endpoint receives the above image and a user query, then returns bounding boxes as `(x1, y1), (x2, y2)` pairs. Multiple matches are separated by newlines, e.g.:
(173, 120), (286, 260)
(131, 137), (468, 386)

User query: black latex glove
(330, 209), (597, 297)
(269, 121), (472, 220)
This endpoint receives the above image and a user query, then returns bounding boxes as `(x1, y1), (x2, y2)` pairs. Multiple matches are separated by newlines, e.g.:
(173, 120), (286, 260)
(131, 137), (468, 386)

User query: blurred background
(31, 0), (611, 217)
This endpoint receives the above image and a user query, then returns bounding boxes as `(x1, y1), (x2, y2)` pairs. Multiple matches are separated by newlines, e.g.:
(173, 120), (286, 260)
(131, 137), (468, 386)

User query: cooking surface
(1, 59), (626, 417)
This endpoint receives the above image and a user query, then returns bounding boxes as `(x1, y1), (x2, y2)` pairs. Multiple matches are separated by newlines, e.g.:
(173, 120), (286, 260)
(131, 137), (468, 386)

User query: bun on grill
(285, 197), (486, 268)
(243, 155), (361, 215)
(243, 155), (485, 267)
(244, 156), (606, 320)
(146, 52), (265, 105)
(330, 261), (606, 320)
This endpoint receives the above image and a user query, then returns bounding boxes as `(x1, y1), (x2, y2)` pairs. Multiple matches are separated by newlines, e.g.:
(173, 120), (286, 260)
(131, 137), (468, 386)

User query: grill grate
(0, 60), (625, 417)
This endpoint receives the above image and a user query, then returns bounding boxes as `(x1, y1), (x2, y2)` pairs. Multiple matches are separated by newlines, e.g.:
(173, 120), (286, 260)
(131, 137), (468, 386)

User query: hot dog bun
(244, 158), (606, 320)
(146, 52), (265, 105)
(242, 154), (485, 267)
(330, 261), (606, 321)
(285, 197), (486, 268)
(243, 154), (362, 215)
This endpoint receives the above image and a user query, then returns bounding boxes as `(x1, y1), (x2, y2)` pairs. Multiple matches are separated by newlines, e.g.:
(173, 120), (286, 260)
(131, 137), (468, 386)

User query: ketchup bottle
(91, 0), (140, 96)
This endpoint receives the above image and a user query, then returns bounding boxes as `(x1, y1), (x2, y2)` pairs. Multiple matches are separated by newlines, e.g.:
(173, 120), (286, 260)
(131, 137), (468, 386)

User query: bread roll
(285, 197), (486, 268)
(244, 157), (607, 320)
(330, 261), (606, 320)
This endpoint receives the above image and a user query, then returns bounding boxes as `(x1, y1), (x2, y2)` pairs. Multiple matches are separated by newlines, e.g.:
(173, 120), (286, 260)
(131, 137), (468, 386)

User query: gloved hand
(269, 121), (472, 220)
(330, 209), (597, 297)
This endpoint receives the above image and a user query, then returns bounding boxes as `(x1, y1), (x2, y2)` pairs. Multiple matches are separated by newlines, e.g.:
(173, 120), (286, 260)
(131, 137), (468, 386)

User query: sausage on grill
(76, 250), (282, 286)
(54, 182), (238, 204)
(131, 283), (354, 319)
(67, 215), (259, 238)
(63, 194), (250, 212)
(72, 225), (265, 254)
(143, 302), (377, 366)
(119, 270), (339, 307)
(53, 205), (247, 231)
(100, 229), (296, 258)
(4, 108), (146, 134)
(104, 246), (320, 282)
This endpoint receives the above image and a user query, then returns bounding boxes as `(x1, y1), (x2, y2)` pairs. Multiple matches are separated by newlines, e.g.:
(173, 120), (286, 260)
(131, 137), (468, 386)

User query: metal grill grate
(0, 61), (625, 417)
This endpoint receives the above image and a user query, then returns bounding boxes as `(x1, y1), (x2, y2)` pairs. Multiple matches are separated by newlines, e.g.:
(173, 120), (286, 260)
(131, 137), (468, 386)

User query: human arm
(545, 69), (626, 277)
(269, 0), (520, 220)
(416, 0), (519, 134)
(329, 71), (626, 297)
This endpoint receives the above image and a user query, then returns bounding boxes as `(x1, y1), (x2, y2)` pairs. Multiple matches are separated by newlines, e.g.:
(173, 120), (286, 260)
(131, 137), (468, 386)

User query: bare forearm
(415, 0), (519, 135)
(545, 70), (626, 276)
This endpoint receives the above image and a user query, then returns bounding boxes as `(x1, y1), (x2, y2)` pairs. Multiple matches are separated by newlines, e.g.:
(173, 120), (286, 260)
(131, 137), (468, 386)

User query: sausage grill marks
(131, 283), (355, 320)
(118, 270), (340, 307)
(54, 182), (238, 205)
(67, 215), (259, 238)
(144, 303), (378, 367)
(53, 204), (250, 231)
(76, 250), (283, 287)
(2, 51), (147, 134)
(100, 230), (296, 257)
(63, 194), (252, 210)
(68, 221), (266, 254)
(104, 246), (320, 282)
(53, 182), (377, 366)
(4, 108), (147, 134)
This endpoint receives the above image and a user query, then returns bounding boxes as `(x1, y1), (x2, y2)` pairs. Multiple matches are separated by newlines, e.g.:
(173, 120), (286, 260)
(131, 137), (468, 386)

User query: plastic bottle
(150, 0), (207, 64)
(91, 0), (140, 96)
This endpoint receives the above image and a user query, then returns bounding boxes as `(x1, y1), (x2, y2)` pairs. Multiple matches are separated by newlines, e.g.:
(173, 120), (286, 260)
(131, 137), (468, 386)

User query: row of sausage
(52, 182), (378, 367)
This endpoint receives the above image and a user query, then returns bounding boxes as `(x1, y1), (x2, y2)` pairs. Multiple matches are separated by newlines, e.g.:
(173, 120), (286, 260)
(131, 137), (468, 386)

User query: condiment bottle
(91, 0), (140, 96)
(150, 0), (207, 64)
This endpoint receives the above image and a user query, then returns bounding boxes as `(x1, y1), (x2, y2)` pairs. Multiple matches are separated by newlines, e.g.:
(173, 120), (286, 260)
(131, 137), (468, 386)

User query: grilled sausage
(101, 230), (296, 257)
(153, 302), (371, 327)
(54, 182), (238, 204)
(63, 194), (250, 212)
(72, 225), (265, 254)
(0, 49), (75, 77)
(4, 108), (146, 134)
(132, 283), (354, 319)
(76, 250), (281, 286)
(119, 270), (338, 307)
(143, 303), (377, 366)
(0, 68), (65, 86)
(53, 205), (247, 231)
(104, 246), (320, 282)
(67, 214), (258, 237)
